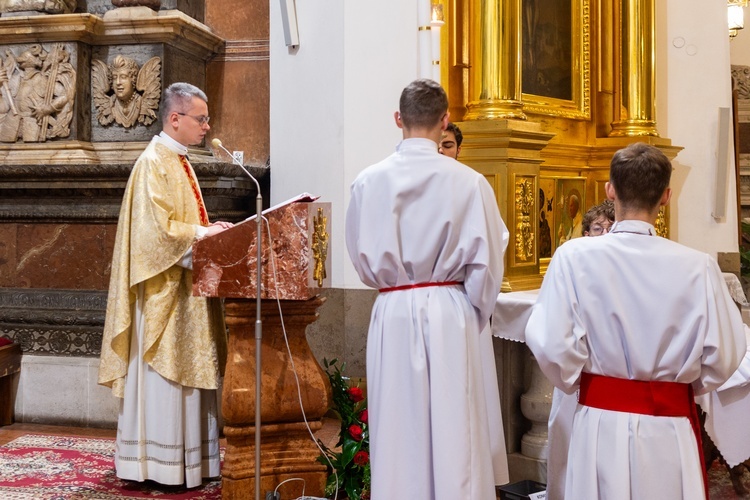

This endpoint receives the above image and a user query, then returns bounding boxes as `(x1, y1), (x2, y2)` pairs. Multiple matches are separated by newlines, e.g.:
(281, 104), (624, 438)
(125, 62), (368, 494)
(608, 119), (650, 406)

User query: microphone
(210, 137), (265, 500)
(211, 138), (261, 194)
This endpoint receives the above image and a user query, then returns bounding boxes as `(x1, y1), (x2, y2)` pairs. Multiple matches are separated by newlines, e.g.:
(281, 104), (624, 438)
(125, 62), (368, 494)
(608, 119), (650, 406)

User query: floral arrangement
(317, 358), (370, 500)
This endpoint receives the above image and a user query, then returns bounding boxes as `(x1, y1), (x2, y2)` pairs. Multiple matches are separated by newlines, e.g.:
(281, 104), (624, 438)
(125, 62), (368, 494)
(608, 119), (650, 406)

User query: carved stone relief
(733, 65), (750, 100)
(0, 0), (76, 14)
(0, 288), (106, 356)
(92, 55), (161, 128)
(0, 43), (76, 143)
(732, 66), (750, 221)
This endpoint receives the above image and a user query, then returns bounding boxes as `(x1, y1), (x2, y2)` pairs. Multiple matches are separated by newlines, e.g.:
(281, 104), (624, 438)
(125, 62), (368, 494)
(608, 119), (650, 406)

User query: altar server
(526, 142), (746, 500)
(99, 83), (232, 488)
(346, 78), (510, 500)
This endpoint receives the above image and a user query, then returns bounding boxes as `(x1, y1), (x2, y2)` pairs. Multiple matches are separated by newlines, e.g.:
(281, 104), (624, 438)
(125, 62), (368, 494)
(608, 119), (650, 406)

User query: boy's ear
(394, 111), (404, 129)
(605, 182), (615, 200)
(659, 187), (672, 207)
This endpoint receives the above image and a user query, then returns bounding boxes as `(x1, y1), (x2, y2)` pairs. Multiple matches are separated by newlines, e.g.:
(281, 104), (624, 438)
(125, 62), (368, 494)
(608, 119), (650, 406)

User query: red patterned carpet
(0, 434), (221, 499)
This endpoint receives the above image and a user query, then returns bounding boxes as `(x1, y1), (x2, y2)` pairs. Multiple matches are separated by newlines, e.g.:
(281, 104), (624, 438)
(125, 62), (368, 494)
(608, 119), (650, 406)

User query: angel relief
(92, 55), (161, 128)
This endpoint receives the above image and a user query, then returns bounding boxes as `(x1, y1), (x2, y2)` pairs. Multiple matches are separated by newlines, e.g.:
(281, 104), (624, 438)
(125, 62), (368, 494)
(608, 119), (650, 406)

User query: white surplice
(525, 219), (746, 500)
(696, 323), (750, 468)
(346, 138), (510, 500)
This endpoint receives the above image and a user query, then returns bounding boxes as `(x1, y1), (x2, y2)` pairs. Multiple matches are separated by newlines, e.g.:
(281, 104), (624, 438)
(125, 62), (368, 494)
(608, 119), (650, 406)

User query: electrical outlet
(264, 492), (280, 500)
(232, 150), (244, 165)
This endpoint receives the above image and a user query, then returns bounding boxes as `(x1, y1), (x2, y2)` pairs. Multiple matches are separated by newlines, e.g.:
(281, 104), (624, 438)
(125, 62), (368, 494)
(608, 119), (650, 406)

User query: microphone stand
(214, 141), (263, 500)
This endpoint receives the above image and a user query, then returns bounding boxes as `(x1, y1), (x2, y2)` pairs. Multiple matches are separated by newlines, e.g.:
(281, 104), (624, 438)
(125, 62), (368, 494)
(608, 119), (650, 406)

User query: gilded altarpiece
(442, 0), (678, 288)
(440, 0), (680, 484)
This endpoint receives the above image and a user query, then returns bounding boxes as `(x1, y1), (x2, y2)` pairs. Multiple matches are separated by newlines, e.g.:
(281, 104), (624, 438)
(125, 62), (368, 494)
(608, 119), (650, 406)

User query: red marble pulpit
(193, 198), (332, 500)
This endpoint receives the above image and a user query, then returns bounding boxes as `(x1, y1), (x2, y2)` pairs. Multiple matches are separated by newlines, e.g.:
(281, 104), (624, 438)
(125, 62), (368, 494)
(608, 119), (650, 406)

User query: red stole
(178, 155), (209, 226)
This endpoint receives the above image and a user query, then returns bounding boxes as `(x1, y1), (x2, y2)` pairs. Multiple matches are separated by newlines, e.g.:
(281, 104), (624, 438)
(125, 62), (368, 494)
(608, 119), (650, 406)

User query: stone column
(464, 0), (525, 120)
(610, 0), (658, 137)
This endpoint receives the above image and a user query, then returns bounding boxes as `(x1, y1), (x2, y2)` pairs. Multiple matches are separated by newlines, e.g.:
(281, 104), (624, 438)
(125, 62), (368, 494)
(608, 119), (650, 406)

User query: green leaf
(340, 438), (362, 467)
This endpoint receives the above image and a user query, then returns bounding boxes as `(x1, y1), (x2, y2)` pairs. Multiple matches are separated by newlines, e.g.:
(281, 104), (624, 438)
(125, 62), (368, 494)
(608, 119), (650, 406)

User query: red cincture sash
(578, 372), (707, 499)
(378, 281), (462, 293)
(178, 155), (209, 226)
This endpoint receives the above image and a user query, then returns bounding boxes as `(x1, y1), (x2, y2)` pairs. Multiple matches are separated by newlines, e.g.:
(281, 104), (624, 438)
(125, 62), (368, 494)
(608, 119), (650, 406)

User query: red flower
(358, 409), (368, 424)
(348, 424), (363, 441)
(347, 386), (364, 402)
(353, 450), (369, 466)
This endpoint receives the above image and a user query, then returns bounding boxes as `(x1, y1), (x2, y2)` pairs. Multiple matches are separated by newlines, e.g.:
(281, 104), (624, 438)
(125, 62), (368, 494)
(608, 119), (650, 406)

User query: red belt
(378, 281), (462, 293)
(578, 373), (707, 499)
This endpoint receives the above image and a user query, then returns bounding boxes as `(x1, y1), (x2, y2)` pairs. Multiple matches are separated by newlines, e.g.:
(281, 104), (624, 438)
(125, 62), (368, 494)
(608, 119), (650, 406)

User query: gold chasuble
(99, 138), (227, 397)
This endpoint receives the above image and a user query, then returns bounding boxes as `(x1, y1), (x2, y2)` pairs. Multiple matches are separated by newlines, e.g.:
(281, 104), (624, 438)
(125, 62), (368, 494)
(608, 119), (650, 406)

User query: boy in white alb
(346, 79), (510, 500)
(526, 142), (746, 500)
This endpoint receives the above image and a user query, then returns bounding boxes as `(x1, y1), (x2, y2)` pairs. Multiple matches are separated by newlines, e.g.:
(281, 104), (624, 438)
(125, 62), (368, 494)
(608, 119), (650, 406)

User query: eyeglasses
(589, 224), (611, 236)
(177, 112), (210, 126)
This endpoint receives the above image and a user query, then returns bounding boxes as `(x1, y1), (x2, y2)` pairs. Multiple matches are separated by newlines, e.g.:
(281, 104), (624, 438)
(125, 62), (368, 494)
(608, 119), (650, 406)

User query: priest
(98, 82), (232, 488)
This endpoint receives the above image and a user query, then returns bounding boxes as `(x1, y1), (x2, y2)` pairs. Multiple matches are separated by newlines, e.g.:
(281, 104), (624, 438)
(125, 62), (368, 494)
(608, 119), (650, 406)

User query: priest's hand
(205, 221), (234, 237)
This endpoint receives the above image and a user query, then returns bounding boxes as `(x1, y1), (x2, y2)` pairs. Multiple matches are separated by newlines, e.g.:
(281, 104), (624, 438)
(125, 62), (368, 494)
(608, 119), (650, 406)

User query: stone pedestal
(192, 199), (333, 499)
(520, 352), (553, 460)
(221, 297), (331, 500)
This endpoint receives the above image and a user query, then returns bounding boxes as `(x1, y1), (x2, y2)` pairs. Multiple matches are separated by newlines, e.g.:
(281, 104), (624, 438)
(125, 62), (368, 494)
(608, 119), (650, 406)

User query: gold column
(610, 0), (658, 136)
(464, 0), (525, 120)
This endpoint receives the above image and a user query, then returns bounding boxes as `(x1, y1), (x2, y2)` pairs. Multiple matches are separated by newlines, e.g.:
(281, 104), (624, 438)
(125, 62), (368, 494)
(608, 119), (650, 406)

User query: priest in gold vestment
(98, 83), (231, 488)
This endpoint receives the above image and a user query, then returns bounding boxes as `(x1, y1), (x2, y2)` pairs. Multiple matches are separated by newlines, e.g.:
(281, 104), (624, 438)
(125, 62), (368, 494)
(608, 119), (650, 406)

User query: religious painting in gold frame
(539, 176), (586, 261)
(520, 0), (590, 120)
(538, 177), (555, 260)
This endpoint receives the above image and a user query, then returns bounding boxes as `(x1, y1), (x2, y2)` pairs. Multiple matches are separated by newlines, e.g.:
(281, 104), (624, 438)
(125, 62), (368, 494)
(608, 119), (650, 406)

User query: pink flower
(347, 386), (364, 403)
(358, 409), (368, 424)
(353, 450), (369, 466)
(348, 424), (363, 441)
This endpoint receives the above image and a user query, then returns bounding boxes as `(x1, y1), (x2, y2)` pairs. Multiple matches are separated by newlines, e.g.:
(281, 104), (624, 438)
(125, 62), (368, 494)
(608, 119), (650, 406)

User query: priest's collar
(610, 220), (655, 236)
(156, 131), (189, 156)
(396, 137), (438, 153)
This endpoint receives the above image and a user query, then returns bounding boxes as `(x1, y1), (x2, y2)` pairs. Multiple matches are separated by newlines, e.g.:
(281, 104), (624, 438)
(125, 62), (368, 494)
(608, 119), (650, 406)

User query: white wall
(270, 0), (418, 289)
(658, 0), (739, 255)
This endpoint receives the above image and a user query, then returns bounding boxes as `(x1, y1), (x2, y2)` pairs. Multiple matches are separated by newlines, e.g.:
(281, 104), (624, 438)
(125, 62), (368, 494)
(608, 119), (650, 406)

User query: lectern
(193, 198), (333, 500)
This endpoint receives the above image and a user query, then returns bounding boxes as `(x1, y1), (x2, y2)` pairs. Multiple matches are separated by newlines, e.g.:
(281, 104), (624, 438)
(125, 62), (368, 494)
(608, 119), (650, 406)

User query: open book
(241, 192), (320, 223)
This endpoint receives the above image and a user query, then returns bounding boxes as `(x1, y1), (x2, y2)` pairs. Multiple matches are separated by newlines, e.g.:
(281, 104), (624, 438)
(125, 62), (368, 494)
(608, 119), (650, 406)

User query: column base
(609, 120), (659, 137)
(507, 452), (547, 484)
(464, 100), (527, 121)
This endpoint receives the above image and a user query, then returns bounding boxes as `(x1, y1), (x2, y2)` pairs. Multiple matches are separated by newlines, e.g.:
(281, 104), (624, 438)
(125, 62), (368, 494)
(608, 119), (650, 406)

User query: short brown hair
(399, 79), (448, 130)
(609, 143), (672, 211)
(582, 199), (615, 234)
